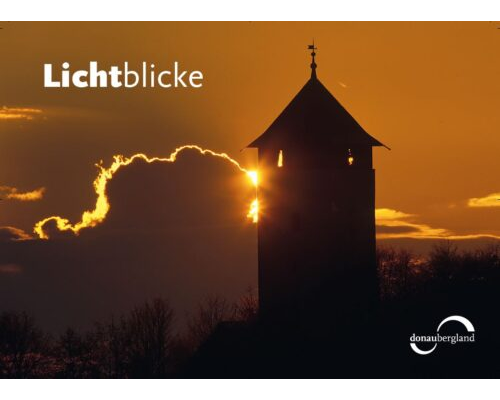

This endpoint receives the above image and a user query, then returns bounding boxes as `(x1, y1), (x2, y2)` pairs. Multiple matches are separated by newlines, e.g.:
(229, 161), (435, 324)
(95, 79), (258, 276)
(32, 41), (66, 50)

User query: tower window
(278, 150), (284, 167)
(348, 149), (354, 166)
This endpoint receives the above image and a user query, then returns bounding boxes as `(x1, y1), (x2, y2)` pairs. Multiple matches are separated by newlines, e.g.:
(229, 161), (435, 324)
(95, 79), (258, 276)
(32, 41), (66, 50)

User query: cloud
(0, 264), (23, 274)
(376, 208), (451, 239)
(0, 106), (43, 120)
(467, 192), (500, 208)
(376, 208), (500, 240)
(375, 225), (420, 234)
(0, 186), (45, 201)
(375, 208), (414, 221)
(0, 155), (257, 333)
(0, 226), (33, 241)
(33, 145), (256, 239)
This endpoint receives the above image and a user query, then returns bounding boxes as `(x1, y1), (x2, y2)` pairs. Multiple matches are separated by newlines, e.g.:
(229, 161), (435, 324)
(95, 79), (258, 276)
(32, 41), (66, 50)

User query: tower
(247, 45), (387, 335)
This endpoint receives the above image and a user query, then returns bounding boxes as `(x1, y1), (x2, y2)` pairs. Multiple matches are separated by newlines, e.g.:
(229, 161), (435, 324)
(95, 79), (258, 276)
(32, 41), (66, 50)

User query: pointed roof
(247, 48), (387, 149)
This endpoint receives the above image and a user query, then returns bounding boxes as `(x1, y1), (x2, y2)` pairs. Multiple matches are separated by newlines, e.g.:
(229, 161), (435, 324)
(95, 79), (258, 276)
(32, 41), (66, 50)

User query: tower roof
(247, 47), (387, 149)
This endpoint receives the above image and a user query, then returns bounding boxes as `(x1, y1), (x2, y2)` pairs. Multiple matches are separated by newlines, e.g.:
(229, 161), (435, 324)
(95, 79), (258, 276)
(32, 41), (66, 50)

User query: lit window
(348, 149), (354, 166)
(278, 150), (284, 167)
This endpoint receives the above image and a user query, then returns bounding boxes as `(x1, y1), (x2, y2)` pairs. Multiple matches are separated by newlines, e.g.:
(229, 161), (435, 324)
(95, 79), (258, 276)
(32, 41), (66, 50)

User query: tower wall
(257, 146), (378, 334)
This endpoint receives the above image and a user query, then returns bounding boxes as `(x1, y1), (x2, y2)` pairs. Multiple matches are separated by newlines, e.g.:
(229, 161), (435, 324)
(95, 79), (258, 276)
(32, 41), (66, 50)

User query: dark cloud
(379, 237), (500, 255)
(0, 226), (33, 241)
(376, 225), (420, 234)
(0, 264), (23, 274)
(0, 154), (257, 333)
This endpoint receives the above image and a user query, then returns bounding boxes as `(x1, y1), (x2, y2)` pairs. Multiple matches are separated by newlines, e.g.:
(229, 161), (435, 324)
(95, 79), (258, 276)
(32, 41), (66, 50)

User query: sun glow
(247, 198), (259, 223)
(247, 170), (258, 186)
(34, 145), (259, 239)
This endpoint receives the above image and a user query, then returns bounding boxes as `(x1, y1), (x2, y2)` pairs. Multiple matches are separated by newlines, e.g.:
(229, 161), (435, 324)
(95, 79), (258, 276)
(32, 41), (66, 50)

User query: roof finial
(308, 41), (317, 79)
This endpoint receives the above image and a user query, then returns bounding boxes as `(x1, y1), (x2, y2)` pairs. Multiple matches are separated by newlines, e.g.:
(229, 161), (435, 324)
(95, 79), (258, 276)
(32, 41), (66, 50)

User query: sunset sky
(1, 22), (500, 330)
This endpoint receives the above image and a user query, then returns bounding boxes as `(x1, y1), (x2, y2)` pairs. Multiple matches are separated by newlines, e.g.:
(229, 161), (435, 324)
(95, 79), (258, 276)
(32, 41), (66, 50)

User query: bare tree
(0, 311), (52, 378)
(233, 286), (258, 323)
(377, 246), (422, 300)
(117, 298), (175, 378)
(186, 295), (231, 350)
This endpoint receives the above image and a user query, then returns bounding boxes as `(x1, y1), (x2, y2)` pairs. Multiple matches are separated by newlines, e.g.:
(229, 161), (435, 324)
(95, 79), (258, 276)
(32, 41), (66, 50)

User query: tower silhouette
(247, 45), (387, 335)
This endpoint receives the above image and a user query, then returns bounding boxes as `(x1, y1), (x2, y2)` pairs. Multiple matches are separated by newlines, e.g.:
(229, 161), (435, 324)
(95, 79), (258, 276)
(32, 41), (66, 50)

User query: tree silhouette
(110, 298), (175, 378)
(186, 295), (231, 350)
(0, 311), (51, 378)
(2, 251), (500, 379)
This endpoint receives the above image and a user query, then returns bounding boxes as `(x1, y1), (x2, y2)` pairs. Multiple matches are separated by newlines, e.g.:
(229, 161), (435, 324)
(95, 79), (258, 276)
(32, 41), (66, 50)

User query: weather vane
(308, 41), (317, 79)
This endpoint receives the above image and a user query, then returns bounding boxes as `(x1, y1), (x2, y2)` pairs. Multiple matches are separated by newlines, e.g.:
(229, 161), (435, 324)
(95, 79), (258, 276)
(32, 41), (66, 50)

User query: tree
(114, 298), (175, 378)
(0, 311), (53, 378)
(186, 295), (231, 350)
(233, 287), (258, 323)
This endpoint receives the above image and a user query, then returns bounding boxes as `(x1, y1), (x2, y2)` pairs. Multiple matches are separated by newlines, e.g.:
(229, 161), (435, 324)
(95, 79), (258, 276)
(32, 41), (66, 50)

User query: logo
(410, 315), (475, 355)
(44, 62), (204, 89)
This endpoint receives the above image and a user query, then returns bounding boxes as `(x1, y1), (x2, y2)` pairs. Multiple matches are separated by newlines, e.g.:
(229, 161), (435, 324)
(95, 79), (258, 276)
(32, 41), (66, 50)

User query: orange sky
(1, 22), (500, 249)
